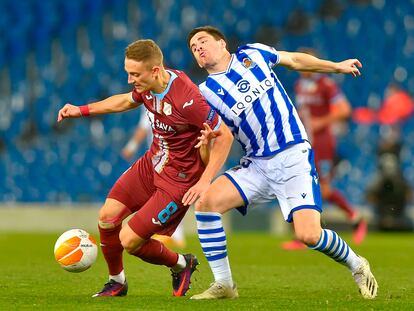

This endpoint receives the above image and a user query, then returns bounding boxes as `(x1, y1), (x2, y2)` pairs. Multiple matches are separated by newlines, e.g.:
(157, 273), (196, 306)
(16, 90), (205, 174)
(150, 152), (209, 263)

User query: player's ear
(219, 39), (227, 50)
(151, 66), (160, 78)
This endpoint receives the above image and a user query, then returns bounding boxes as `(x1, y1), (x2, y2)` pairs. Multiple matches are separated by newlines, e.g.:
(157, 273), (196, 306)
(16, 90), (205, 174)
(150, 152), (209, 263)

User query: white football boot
(191, 281), (239, 300)
(352, 256), (378, 299)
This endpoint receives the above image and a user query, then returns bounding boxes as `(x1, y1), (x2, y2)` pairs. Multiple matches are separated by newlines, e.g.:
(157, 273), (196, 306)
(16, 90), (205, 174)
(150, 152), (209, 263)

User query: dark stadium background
(1, 0), (413, 234)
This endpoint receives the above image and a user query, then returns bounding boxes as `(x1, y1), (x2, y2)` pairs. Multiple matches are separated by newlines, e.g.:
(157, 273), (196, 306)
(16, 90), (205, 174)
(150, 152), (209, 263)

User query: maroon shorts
(313, 136), (335, 183)
(315, 157), (334, 183)
(108, 152), (190, 239)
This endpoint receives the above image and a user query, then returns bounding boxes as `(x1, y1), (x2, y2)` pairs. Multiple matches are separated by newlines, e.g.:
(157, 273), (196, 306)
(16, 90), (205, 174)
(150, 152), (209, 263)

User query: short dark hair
(187, 26), (227, 48)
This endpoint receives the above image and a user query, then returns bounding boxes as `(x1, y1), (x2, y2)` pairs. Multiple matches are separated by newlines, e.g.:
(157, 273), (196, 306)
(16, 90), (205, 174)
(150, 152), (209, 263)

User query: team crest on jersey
(162, 102), (172, 115)
(242, 57), (256, 69)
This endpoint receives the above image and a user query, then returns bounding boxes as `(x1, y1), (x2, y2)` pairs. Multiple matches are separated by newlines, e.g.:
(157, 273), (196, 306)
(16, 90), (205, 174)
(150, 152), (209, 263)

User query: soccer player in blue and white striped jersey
(185, 26), (378, 300)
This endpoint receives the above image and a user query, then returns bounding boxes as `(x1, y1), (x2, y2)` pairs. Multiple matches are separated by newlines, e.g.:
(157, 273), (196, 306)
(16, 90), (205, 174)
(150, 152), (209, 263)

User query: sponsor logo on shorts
(241, 159), (252, 168)
(178, 172), (187, 179)
(301, 193), (307, 199)
(152, 218), (162, 226)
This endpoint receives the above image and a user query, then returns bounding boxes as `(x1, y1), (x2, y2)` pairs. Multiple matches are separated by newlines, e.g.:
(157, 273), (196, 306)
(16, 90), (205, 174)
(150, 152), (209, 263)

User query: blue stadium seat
(2, 1), (414, 204)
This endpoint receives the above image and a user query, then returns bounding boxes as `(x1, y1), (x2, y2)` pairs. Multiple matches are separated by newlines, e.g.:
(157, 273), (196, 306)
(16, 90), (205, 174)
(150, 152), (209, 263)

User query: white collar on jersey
(209, 54), (235, 76)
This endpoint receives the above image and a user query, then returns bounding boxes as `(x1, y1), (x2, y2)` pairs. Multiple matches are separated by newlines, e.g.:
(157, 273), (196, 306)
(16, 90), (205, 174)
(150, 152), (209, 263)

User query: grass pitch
(1, 232), (413, 310)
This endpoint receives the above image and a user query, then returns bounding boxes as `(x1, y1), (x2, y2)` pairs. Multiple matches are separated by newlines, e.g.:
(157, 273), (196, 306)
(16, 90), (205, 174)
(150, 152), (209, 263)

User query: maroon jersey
(131, 69), (220, 188)
(295, 74), (344, 161)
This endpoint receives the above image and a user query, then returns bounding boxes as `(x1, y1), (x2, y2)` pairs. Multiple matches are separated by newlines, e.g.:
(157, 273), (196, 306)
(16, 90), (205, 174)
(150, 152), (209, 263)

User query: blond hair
(125, 39), (163, 67)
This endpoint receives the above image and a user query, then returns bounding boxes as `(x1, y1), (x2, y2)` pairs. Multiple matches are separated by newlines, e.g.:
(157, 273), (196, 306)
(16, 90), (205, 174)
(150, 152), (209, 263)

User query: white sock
(309, 229), (362, 273)
(171, 222), (185, 242)
(109, 270), (126, 284)
(195, 211), (233, 288)
(171, 254), (187, 272)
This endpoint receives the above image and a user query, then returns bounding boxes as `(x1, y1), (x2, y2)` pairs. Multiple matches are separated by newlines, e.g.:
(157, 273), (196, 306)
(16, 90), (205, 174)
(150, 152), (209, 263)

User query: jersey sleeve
(130, 88), (144, 103)
(321, 77), (345, 104)
(179, 87), (221, 131)
(241, 43), (280, 67)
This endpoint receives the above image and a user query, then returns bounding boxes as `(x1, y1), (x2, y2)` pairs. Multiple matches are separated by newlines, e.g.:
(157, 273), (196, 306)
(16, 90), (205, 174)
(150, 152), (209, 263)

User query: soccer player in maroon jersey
(282, 48), (367, 250)
(121, 108), (187, 249)
(57, 39), (233, 297)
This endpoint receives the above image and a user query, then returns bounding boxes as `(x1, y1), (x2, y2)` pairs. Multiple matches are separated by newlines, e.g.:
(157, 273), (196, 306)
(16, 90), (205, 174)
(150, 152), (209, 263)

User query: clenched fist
(57, 103), (82, 122)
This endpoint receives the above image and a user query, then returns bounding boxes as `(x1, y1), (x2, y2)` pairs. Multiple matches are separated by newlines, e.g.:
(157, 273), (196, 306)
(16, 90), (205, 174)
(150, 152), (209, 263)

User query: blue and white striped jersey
(199, 43), (308, 157)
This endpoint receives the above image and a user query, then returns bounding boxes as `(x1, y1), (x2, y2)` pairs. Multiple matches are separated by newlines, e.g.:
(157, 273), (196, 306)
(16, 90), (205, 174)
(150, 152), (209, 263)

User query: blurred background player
(366, 125), (413, 231)
(122, 108), (186, 249)
(353, 82), (414, 126)
(282, 48), (368, 250)
(353, 82), (414, 231)
(57, 39), (232, 297)
(121, 107), (153, 160)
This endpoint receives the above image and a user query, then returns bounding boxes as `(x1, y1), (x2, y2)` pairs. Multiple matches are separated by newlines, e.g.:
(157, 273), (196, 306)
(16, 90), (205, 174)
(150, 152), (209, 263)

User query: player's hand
(182, 178), (210, 206)
(310, 117), (328, 133)
(57, 103), (82, 122)
(195, 123), (221, 148)
(336, 59), (362, 77)
(121, 148), (134, 160)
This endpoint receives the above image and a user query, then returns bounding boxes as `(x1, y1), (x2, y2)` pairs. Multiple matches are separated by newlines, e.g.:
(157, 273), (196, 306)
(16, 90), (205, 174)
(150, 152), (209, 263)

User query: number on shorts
(157, 202), (178, 224)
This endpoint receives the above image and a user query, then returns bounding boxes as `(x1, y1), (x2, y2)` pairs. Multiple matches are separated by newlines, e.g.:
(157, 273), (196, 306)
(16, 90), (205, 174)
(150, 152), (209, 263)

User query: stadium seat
(2, 1), (414, 203)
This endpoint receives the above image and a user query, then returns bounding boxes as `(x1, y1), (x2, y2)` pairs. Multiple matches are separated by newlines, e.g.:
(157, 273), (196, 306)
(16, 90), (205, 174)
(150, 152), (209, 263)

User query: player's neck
(206, 52), (232, 74)
(152, 69), (171, 93)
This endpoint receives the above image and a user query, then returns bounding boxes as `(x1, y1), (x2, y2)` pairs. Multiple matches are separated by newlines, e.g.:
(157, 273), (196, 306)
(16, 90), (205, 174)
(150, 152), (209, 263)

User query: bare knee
(295, 228), (322, 246)
(98, 207), (120, 230)
(119, 228), (143, 254)
(292, 209), (323, 246)
(120, 237), (138, 254)
(98, 199), (129, 229)
(98, 206), (111, 223)
(195, 194), (217, 213)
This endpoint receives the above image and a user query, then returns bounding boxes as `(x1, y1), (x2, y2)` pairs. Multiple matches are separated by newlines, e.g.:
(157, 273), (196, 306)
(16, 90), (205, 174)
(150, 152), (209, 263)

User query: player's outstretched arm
(182, 122), (233, 206)
(57, 92), (140, 122)
(121, 126), (148, 160)
(278, 51), (362, 77)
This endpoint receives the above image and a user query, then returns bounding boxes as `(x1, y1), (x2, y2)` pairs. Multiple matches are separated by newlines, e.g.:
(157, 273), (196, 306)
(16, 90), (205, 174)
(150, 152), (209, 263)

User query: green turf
(1, 232), (413, 310)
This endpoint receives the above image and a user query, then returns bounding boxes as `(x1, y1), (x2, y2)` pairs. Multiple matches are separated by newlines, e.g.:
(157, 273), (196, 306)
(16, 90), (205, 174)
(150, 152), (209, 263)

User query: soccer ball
(54, 229), (98, 272)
